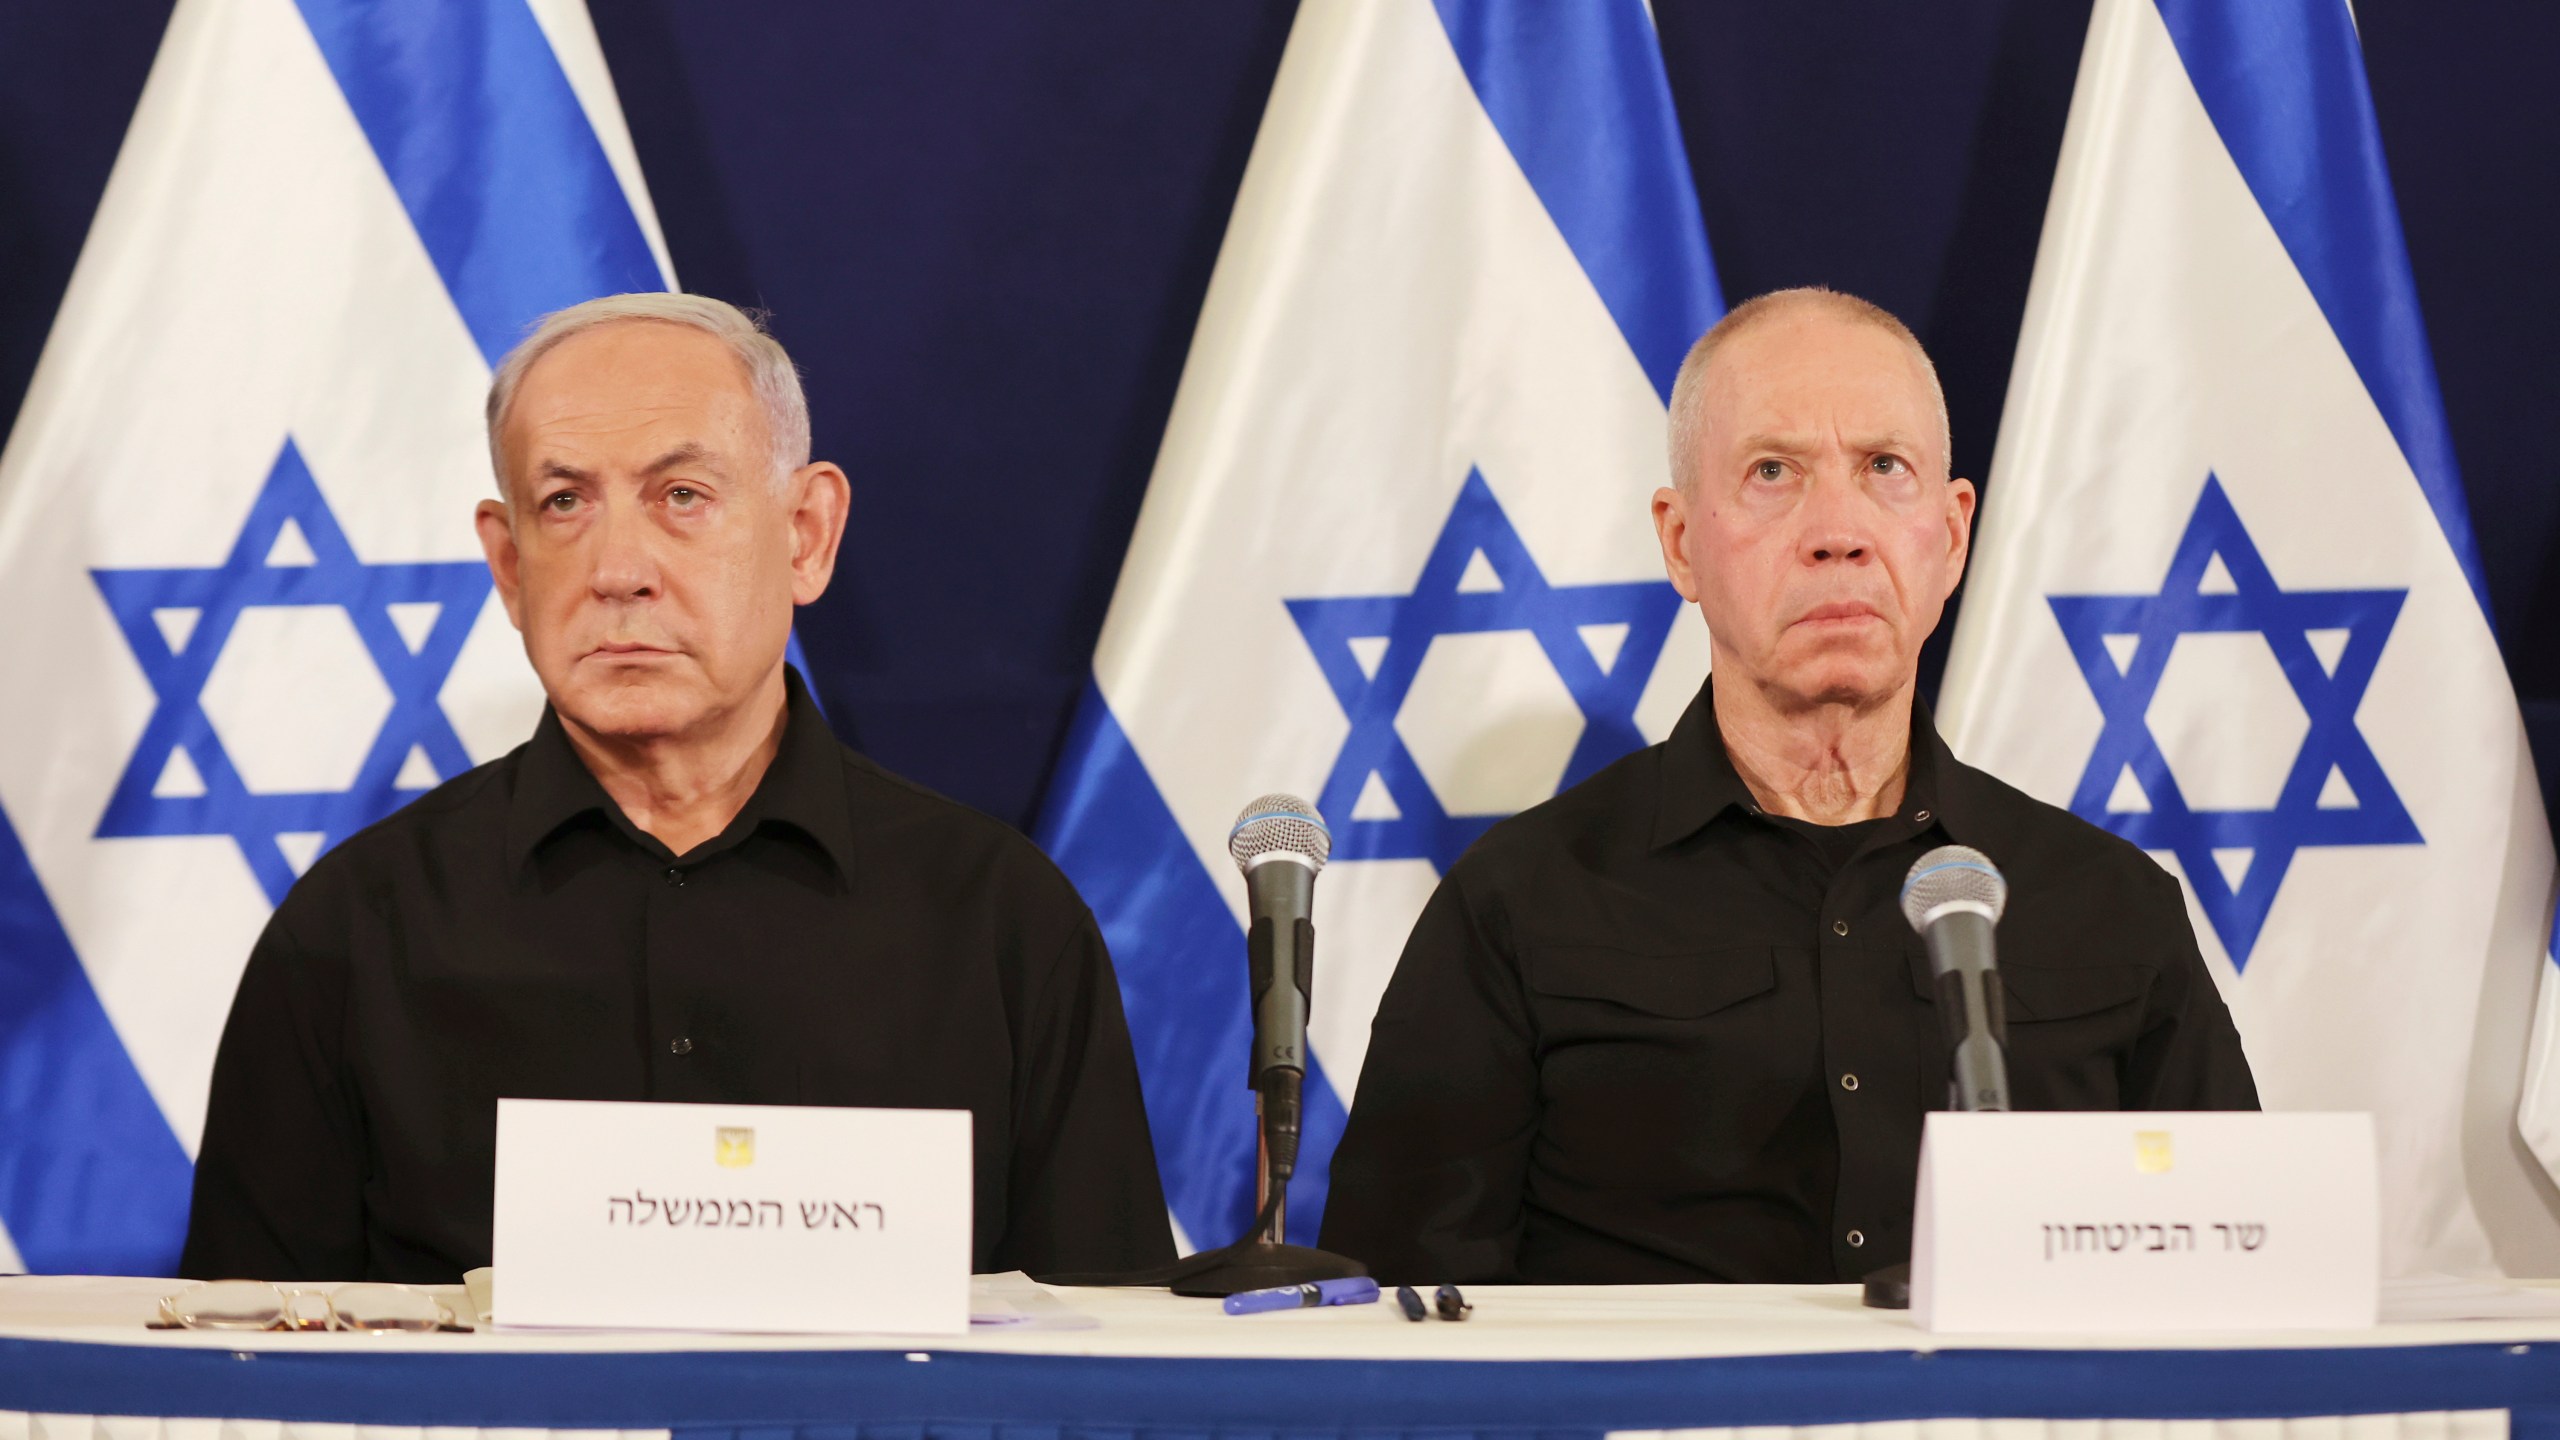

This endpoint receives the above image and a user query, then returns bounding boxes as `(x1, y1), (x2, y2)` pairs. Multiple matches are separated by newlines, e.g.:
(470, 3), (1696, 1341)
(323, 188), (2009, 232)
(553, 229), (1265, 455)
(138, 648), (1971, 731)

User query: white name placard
(1910, 1110), (2377, 1333)
(492, 1098), (972, 1334)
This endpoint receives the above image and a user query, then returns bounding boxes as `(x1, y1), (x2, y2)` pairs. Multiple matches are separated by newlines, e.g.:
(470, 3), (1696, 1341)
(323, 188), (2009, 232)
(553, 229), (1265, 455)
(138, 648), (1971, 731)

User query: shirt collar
(504, 666), (858, 878)
(1649, 675), (1968, 850)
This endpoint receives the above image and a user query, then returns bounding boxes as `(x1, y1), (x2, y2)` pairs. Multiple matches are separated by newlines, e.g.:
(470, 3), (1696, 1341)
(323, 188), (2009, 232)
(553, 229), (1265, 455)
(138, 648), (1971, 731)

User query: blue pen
(1222, 1276), (1380, 1315)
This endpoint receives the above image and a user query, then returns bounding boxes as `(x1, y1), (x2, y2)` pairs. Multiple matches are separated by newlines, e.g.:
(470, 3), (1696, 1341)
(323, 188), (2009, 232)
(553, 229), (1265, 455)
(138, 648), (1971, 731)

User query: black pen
(1395, 1283), (1472, 1321)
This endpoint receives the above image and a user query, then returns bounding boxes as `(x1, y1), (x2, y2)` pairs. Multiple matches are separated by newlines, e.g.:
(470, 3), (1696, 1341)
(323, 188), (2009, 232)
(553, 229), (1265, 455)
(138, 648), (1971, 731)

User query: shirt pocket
(1521, 944), (1807, 1189)
(1524, 944), (1777, 1029)
(1907, 948), (2150, 1109)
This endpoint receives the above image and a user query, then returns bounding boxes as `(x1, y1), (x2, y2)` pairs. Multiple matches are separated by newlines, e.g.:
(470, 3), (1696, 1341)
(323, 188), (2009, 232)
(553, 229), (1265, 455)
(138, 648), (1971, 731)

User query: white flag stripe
(2526, 920), (2560, 1171)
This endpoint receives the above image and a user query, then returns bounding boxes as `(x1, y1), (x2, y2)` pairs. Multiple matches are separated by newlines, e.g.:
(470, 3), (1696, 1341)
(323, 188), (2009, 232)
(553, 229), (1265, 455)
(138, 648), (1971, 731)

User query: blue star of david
(2049, 475), (2419, 968)
(1287, 469), (1683, 871)
(91, 439), (492, 906)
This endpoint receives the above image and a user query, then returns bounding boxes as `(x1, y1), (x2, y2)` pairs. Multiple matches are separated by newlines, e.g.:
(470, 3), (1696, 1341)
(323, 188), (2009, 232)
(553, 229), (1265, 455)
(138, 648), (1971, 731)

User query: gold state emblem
(715, 1126), (755, 1168)
(2134, 1130), (2173, 1173)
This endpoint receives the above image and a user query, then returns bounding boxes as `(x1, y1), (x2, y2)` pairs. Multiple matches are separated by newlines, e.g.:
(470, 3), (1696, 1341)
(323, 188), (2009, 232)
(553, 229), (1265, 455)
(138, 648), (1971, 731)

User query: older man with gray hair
(183, 293), (1173, 1282)
(1322, 287), (2257, 1285)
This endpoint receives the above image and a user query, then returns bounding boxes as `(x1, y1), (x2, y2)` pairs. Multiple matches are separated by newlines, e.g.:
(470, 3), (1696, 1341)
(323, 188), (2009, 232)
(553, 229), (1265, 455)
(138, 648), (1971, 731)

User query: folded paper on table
(1912, 1111), (2378, 1333)
(492, 1098), (972, 1335)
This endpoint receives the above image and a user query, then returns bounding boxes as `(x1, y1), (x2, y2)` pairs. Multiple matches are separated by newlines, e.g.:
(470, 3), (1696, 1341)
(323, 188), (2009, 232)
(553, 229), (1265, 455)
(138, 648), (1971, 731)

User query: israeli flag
(1938, 0), (2559, 1273)
(1038, 0), (1720, 1250)
(0, 0), (669, 1273)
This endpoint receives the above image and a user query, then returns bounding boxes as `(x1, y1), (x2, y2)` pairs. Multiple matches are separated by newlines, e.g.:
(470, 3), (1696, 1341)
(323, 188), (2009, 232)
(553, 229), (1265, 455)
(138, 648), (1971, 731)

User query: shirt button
(1847, 1229), (1866, 1248)
(1841, 1073), (1860, 1092)
(669, 1036), (694, 1056)
(663, 868), (685, 887)
(1832, 919), (1850, 937)
(1913, 809), (1932, 823)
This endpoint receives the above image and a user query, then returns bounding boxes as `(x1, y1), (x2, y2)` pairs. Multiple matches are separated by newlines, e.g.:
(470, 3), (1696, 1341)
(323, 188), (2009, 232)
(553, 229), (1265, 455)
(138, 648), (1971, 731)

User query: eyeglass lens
(329, 1283), (450, 1332)
(160, 1280), (308, 1330)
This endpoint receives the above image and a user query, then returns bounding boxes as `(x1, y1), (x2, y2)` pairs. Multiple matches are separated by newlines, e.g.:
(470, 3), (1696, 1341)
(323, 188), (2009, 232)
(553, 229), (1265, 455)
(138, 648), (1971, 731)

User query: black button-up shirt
(182, 671), (1173, 1282)
(1320, 680), (2258, 1284)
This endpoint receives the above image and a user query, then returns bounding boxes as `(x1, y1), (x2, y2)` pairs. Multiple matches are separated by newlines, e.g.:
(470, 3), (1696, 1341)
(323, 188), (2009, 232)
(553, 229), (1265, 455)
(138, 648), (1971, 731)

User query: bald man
(1320, 288), (2257, 1285)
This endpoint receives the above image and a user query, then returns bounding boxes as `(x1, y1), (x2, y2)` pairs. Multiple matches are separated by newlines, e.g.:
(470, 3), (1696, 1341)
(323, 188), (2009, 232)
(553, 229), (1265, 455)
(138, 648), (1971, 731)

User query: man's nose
(587, 496), (661, 601)
(1798, 469), (1875, 566)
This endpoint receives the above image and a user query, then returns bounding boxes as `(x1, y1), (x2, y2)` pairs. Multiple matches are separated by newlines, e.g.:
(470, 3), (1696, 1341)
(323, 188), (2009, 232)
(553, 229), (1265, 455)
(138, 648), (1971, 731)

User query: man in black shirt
(1320, 288), (2256, 1284)
(182, 294), (1172, 1282)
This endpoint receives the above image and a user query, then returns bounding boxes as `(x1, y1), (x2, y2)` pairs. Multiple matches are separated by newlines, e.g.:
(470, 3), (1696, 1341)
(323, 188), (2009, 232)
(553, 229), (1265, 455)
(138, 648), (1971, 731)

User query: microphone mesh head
(1229, 794), (1331, 872)
(1900, 844), (2008, 930)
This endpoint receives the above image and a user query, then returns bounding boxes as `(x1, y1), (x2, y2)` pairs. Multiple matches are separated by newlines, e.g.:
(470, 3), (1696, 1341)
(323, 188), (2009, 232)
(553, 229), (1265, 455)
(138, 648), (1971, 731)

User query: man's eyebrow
(1737, 432), (1813, 455)
(1736, 431), (1932, 458)
(530, 444), (723, 486)
(642, 442), (718, 476)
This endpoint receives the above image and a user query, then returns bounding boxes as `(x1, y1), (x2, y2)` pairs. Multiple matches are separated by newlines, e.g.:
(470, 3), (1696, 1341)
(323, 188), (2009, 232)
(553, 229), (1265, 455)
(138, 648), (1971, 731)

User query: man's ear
(1653, 485), (1703, 602)
(474, 498), (526, 632)
(788, 462), (852, 606)
(1946, 476), (1978, 586)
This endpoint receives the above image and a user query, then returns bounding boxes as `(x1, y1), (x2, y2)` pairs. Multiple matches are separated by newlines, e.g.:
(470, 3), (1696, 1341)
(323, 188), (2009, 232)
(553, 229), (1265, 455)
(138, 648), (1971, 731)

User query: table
(7, 1276), (2560, 1438)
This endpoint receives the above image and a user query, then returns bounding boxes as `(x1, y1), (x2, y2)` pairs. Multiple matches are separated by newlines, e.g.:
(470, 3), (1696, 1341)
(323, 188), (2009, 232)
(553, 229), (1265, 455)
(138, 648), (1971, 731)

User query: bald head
(1667, 287), (1950, 495)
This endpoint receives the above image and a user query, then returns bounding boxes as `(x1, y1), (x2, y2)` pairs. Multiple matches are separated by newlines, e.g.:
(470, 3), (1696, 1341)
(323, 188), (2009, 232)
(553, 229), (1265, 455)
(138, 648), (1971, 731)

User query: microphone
(1227, 794), (1330, 1187)
(1900, 845), (2011, 1113)
(1039, 793), (1364, 1298)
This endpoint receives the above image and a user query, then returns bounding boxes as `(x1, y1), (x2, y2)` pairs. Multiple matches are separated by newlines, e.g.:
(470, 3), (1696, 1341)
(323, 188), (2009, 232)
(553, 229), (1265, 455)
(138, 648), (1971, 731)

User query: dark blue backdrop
(4, 1), (2554, 831)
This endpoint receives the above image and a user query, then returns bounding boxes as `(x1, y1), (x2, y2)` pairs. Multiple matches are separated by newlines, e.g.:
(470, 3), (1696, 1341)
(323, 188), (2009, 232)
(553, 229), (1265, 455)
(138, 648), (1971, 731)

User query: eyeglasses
(154, 1280), (468, 1333)
(1393, 1283), (1472, 1322)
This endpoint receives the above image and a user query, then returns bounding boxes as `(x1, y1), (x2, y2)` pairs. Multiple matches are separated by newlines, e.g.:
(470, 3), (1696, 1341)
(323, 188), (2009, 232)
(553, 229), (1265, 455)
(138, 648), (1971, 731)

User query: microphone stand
(1162, 1076), (1361, 1291)
(1864, 904), (2012, 1310)
(1167, 1058), (1366, 1296)
(1027, 806), (1372, 1297)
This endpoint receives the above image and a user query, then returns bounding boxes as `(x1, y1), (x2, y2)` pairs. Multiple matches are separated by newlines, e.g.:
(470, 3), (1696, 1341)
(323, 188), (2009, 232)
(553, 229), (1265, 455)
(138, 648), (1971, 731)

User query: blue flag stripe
(2151, 0), (2492, 623)
(1036, 686), (1348, 1248)
(0, 801), (193, 1273)
(1429, 0), (1724, 402)
(292, 0), (666, 368)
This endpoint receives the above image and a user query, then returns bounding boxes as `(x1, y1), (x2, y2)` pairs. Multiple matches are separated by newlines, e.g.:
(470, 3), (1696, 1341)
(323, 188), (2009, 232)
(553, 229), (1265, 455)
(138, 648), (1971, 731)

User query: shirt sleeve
(179, 903), (369, 1281)
(1319, 868), (1539, 1283)
(2126, 866), (2263, 1110)
(996, 911), (1177, 1275)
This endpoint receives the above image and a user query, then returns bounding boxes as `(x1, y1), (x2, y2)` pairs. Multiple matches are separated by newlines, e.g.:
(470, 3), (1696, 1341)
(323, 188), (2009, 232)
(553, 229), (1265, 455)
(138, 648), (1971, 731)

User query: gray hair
(484, 292), (812, 495)
(1666, 286), (1950, 494)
